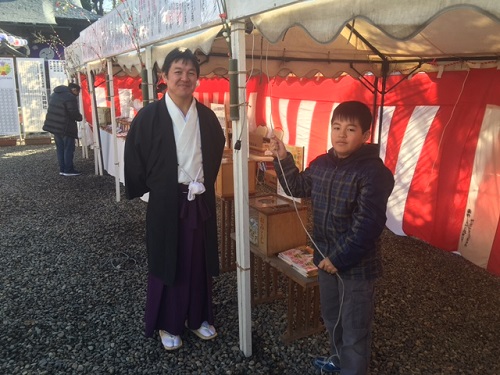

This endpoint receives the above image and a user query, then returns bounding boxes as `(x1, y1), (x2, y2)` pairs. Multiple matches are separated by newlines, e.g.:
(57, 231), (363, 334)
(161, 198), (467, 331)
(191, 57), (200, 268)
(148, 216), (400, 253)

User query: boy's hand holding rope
(269, 134), (339, 275)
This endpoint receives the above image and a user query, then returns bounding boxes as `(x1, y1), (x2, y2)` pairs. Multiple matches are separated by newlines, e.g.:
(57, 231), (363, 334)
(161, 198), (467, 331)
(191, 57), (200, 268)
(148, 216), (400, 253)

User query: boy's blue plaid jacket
(274, 144), (394, 280)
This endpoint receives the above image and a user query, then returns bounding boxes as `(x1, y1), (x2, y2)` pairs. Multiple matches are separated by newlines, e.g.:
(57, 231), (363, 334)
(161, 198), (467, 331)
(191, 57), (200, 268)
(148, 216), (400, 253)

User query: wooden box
(249, 194), (308, 256)
(249, 132), (272, 155)
(264, 169), (278, 189)
(216, 158), (257, 198)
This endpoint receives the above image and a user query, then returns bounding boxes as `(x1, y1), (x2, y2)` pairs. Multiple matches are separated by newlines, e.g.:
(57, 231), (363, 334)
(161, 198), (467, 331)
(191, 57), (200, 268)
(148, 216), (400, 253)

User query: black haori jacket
(124, 99), (225, 286)
(42, 86), (82, 139)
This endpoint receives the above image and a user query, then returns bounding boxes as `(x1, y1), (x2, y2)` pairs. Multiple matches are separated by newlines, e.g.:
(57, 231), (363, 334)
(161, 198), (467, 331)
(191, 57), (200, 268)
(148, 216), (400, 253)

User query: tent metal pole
(378, 60), (389, 145)
(145, 46), (154, 104)
(371, 76), (378, 143)
(76, 73), (88, 159)
(107, 58), (121, 202)
(86, 66), (103, 176)
(231, 20), (253, 358)
(345, 22), (389, 145)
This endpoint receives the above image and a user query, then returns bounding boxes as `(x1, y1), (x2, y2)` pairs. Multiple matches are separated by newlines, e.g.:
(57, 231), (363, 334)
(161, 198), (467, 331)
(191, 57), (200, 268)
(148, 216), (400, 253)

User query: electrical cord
(224, 25), (345, 365)
(261, 38), (344, 366)
(275, 151), (344, 366)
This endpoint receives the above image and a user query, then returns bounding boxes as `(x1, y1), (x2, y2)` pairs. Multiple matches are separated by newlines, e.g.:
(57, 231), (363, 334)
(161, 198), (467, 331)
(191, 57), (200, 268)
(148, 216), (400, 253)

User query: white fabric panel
(247, 92), (258, 133)
(378, 106), (396, 163)
(0, 58), (20, 136)
(326, 103), (339, 151)
(458, 105), (500, 267)
(202, 92), (210, 105)
(264, 96), (272, 130)
(386, 106), (438, 235)
(99, 129), (126, 184)
(278, 98), (290, 145)
(16, 58), (48, 134)
(95, 87), (107, 108)
(295, 100), (316, 164)
(265, 96), (290, 141)
(47, 60), (67, 92)
(117, 88), (134, 118)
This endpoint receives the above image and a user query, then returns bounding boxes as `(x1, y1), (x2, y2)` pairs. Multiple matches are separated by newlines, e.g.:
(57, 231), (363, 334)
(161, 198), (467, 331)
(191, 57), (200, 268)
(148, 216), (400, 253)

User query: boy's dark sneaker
(312, 356), (341, 373)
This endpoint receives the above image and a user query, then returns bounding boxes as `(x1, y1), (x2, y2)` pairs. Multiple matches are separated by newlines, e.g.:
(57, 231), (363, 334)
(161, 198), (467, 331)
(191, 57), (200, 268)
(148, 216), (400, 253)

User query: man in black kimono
(124, 48), (225, 350)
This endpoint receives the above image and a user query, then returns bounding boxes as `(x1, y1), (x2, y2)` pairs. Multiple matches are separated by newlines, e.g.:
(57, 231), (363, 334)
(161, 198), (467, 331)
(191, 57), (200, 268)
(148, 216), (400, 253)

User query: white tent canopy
(151, 26), (222, 69)
(65, 1), (500, 78)
(252, 0), (500, 42)
(202, 2), (500, 78)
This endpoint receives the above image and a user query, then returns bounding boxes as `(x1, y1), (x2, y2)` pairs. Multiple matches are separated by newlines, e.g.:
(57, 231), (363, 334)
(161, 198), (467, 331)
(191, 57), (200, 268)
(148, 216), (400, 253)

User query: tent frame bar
(202, 52), (499, 71)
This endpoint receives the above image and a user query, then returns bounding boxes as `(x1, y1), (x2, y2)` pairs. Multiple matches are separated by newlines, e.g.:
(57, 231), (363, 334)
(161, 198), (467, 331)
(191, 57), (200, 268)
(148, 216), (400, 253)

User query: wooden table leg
(282, 278), (324, 344)
(219, 198), (235, 272)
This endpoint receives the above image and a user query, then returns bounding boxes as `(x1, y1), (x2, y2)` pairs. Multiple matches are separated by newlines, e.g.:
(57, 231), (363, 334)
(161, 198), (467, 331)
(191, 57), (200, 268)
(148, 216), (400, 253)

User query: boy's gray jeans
(319, 271), (376, 375)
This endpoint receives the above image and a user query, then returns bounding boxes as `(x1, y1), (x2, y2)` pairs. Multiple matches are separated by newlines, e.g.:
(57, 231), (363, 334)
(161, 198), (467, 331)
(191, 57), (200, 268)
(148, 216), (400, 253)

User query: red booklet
(278, 246), (318, 277)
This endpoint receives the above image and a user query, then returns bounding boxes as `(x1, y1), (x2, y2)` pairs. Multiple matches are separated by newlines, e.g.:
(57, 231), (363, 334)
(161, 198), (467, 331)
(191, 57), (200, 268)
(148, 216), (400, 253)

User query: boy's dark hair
(161, 47), (200, 77)
(331, 101), (372, 133)
(68, 82), (81, 91)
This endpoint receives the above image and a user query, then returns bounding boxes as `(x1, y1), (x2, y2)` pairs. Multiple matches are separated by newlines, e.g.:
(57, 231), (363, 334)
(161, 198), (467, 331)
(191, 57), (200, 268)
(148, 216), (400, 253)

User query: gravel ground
(1, 144), (499, 375)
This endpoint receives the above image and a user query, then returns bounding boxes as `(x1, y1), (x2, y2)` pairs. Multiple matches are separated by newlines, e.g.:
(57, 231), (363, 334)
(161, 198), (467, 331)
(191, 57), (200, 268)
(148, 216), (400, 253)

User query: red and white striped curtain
(196, 69), (500, 276)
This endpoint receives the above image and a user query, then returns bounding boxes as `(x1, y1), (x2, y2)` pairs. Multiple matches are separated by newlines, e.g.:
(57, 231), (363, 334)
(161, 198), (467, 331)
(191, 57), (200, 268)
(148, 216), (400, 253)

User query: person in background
(124, 47), (225, 351)
(156, 82), (167, 100)
(132, 83), (144, 115)
(43, 82), (83, 176)
(271, 101), (394, 374)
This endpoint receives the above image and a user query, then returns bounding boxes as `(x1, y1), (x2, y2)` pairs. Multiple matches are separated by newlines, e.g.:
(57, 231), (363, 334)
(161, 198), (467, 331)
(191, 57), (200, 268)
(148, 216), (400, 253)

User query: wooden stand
(250, 251), (285, 305)
(263, 250), (323, 343)
(216, 158), (257, 198)
(219, 197), (236, 272)
(232, 234), (324, 343)
(216, 159), (257, 272)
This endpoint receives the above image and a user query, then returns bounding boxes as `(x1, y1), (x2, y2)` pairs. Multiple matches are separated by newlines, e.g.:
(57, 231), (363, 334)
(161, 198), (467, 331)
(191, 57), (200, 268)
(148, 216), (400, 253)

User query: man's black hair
(161, 47), (200, 77)
(68, 82), (81, 91)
